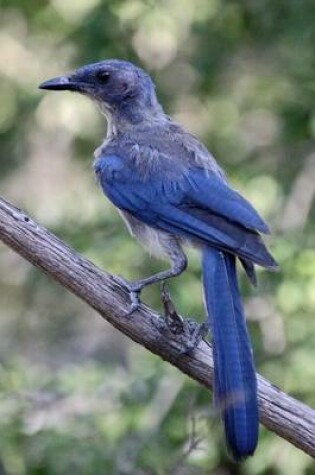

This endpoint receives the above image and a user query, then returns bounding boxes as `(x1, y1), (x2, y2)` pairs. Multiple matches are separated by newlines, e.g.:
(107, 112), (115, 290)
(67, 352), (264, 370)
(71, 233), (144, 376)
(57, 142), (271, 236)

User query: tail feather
(202, 247), (259, 460)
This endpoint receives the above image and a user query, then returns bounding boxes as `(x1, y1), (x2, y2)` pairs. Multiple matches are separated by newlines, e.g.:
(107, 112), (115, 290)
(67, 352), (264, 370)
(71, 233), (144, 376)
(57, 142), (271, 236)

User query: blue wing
(95, 154), (277, 270)
(182, 171), (270, 234)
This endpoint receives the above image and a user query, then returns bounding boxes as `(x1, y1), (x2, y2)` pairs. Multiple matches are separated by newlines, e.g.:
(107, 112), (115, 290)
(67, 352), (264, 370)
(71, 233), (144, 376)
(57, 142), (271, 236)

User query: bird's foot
(156, 283), (208, 354)
(115, 276), (143, 315)
(179, 320), (208, 355)
(160, 282), (184, 334)
(127, 289), (141, 315)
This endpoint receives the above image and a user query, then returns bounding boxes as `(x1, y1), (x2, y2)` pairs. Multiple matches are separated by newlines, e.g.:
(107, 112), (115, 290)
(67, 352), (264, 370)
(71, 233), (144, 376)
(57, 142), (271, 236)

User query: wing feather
(95, 154), (277, 270)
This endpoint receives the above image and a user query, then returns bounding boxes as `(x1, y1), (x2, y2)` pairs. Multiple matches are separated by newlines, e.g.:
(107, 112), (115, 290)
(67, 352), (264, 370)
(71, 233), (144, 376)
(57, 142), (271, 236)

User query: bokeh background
(0, 1), (315, 474)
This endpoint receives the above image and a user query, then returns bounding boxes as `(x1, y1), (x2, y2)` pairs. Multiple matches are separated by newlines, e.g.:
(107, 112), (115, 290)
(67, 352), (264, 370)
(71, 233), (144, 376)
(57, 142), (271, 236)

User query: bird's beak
(39, 75), (83, 92)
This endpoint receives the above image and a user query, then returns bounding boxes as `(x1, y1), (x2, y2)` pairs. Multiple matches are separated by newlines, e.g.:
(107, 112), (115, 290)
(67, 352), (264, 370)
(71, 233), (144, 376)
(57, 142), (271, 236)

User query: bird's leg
(160, 282), (184, 333)
(160, 282), (208, 354)
(117, 254), (208, 352)
(121, 253), (187, 314)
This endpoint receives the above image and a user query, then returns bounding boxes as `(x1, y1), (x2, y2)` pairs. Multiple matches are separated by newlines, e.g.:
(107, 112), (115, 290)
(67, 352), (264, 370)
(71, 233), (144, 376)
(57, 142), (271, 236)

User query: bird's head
(39, 59), (163, 126)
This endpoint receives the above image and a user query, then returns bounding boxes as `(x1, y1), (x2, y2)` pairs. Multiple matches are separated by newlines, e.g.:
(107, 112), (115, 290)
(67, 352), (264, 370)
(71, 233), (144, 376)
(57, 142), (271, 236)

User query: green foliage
(0, 0), (315, 473)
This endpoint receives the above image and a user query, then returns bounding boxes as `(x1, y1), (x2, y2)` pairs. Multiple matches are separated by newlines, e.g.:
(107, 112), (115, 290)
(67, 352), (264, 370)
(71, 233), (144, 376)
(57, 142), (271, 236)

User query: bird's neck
(97, 101), (167, 138)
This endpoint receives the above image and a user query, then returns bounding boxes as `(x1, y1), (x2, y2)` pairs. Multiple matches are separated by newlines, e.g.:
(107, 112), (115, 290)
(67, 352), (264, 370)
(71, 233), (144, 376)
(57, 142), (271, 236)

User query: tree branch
(0, 196), (314, 458)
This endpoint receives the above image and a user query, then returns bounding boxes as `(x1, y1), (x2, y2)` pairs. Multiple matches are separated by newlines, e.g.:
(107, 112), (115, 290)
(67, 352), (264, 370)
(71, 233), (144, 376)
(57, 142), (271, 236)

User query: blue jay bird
(39, 60), (278, 460)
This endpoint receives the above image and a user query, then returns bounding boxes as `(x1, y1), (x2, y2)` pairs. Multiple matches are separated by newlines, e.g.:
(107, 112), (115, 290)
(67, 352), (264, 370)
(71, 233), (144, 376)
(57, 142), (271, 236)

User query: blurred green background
(0, 0), (315, 474)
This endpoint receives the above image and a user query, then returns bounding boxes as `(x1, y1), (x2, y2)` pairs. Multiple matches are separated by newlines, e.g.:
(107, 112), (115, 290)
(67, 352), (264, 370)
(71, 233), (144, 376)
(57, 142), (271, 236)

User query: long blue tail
(202, 246), (259, 460)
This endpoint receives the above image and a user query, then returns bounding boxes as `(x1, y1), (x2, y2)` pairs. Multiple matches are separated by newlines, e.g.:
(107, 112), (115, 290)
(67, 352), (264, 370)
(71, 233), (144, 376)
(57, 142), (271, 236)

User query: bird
(39, 59), (278, 460)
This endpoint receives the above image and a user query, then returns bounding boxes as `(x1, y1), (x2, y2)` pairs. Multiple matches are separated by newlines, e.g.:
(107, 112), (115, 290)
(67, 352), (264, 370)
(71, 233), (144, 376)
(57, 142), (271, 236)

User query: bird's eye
(96, 71), (110, 83)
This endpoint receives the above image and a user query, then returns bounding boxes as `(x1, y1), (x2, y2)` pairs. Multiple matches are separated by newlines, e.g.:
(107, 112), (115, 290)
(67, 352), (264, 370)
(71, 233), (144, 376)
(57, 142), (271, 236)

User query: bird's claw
(160, 282), (184, 334)
(159, 282), (208, 354)
(125, 290), (141, 316)
(178, 321), (209, 355)
(115, 275), (143, 316)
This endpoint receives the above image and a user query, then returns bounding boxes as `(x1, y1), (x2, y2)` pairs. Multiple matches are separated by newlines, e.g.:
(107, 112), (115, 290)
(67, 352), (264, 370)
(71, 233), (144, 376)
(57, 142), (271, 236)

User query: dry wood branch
(0, 196), (314, 458)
